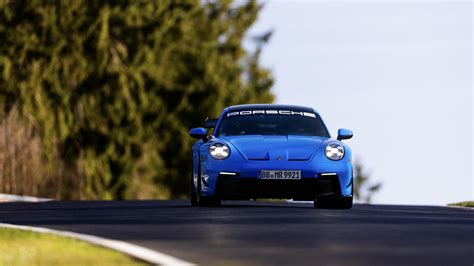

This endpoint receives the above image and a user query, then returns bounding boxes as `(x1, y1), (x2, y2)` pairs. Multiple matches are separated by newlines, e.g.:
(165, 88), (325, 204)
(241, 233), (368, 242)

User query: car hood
(220, 135), (326, 161)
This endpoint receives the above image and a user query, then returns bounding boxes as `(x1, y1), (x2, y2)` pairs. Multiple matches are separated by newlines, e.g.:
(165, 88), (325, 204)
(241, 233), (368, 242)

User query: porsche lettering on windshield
(218, 111), (330, 137)
(227, 110), (317, 118)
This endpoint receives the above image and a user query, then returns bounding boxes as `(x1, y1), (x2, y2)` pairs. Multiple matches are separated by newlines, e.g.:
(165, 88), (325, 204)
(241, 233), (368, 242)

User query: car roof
(225, 104), (316, 113)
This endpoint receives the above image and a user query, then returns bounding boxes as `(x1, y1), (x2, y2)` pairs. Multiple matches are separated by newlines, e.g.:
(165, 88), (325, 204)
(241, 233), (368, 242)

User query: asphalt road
(0, 200), (473, 266)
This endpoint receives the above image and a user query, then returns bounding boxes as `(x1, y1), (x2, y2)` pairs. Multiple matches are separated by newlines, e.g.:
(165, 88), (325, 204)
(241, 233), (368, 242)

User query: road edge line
(0, 193), (52, 202)
(445, 205), (474, 211)
(0, 223), (195, 266)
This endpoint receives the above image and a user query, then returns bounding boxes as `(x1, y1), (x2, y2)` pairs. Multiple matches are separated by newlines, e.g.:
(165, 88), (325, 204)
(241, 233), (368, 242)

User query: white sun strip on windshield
(227, 110), (317, 118)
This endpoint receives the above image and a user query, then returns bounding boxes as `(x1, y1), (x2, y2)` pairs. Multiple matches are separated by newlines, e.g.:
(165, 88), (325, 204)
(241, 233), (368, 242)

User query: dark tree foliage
(0, 0), (274, 199)
(353, 160), (382, 203)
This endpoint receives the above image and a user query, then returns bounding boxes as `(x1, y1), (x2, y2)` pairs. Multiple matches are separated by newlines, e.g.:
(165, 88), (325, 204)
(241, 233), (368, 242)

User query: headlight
(209, 143), (230, 160)
(325, 142), (345, 161)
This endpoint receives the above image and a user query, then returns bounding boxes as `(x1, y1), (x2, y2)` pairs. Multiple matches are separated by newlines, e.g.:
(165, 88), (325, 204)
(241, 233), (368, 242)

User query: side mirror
(337, 128), (353, 141)
(204, 118), (218, 128)
(189, 127), (207, 140)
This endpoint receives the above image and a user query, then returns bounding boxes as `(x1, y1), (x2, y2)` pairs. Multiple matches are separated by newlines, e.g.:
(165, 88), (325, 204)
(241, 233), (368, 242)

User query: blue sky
(247, 1), (473, 205)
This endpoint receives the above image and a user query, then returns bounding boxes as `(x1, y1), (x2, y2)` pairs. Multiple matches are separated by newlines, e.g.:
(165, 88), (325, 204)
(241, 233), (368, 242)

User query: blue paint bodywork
(191, 104), (353, 200)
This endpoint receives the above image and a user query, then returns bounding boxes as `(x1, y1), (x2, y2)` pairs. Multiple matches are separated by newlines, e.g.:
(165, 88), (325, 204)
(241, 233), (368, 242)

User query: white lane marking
(0, 223), (195, 266)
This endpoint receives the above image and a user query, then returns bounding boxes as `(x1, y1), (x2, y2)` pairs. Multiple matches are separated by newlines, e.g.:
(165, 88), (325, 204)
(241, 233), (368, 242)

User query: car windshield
(217, 112), (330, 137)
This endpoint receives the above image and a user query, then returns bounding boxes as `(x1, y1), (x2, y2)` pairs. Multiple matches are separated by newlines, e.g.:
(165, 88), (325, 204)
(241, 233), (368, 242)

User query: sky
(246, 1), (473, 205)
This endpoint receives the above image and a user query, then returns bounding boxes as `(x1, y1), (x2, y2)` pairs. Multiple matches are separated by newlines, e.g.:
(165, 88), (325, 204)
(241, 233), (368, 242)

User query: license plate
(260, 170), (301, 180)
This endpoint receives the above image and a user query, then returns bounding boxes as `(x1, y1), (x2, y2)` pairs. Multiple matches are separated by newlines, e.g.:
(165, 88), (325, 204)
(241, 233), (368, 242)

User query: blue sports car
(189, 104), (354, 209)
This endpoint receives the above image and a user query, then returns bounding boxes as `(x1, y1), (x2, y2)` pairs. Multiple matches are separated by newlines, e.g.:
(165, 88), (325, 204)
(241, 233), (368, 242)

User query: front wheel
(190, 166), (221, 207)
(314, 196), (353, 209)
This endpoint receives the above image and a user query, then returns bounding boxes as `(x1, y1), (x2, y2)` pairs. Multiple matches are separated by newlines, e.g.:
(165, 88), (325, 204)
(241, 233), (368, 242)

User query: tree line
(0, 0), (274, 199)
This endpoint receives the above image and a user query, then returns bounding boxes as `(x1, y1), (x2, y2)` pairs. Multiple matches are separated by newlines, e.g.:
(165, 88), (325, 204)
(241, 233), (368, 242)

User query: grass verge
(448, 201), (474, 208)
(0, 228), (146, 265)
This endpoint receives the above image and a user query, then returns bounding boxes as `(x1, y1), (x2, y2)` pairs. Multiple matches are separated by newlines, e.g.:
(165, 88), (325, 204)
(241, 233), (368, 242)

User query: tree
(353, 160), (382, 203)
(0, 0), (274, 199)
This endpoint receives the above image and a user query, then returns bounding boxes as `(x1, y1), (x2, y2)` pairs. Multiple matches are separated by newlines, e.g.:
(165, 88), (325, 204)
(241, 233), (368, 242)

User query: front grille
(215, 174), (341, 200)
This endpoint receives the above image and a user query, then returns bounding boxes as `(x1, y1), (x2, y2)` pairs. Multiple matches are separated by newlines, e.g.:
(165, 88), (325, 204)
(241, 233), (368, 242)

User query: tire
(314, 196), (353, 209)
(192, 162), (221, 207)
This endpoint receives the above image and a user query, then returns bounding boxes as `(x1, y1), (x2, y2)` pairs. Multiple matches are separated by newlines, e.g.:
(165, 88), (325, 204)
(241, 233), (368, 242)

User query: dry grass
(0, 108), (164, 200)
(0, 108), (45, 197)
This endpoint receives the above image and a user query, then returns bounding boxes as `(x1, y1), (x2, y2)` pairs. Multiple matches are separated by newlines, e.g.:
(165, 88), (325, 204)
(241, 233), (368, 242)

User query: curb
(0, 193), (52, 203)
(0, 223), (195, 266)
(446, 205), (474, 211)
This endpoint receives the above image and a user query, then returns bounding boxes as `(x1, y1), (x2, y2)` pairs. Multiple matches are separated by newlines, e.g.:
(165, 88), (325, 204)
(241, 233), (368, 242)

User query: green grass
(448, 201), (474, 208)
(0, 228), (147, 266)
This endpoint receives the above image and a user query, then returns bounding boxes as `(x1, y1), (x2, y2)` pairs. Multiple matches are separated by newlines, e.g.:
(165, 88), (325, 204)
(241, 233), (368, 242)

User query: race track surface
(0, 200), (472, 266)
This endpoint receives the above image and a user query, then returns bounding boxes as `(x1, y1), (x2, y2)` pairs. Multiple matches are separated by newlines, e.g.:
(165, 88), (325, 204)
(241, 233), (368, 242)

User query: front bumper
(200, 160), (353, 199)
(215, 174), (342, 200)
